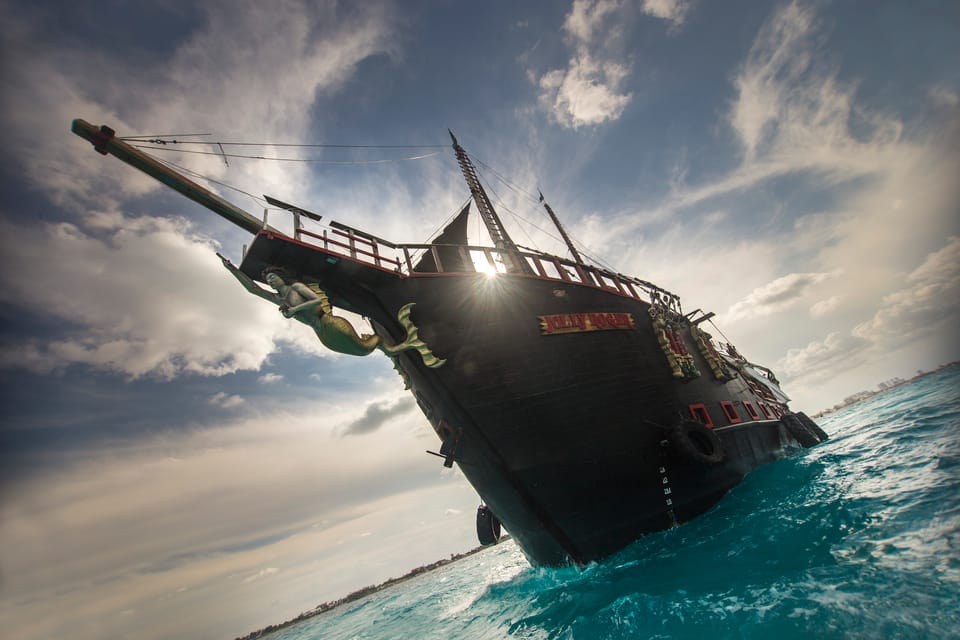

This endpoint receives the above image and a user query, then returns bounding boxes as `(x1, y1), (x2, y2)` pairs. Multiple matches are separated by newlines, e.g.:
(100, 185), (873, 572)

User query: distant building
(841, 390), (875, 406)
(877, 377), (906, 390)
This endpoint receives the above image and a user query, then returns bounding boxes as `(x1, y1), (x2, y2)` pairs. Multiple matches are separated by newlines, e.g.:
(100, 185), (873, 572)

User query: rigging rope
(422, 196), (474, 244)
(707, 318), (736, 349)
(132, 144), (442, 164)
(154, 157), (269, 209)
(473, 156), (542, 205)
(120, 136), (446, 149)
(471, 164), (617, 271)
(468, 153), (617, 271)
(136, 132), (619, 273)
(476, 167), (537, 249)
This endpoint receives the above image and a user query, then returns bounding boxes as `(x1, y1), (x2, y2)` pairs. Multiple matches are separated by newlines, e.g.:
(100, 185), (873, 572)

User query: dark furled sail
(414, 202), (472, 273)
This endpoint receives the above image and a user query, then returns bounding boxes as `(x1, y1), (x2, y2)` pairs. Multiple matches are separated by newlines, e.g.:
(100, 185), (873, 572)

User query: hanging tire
(797, 412), (829, 442)
(781, 413), (819, 448)
(476, 505), (502, 546)
(670, 419), (725, 465)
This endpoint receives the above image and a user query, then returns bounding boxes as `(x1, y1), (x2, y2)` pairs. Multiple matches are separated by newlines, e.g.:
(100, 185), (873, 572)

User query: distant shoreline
(234, 537), (511, 640)
(813, 361), (958, 418)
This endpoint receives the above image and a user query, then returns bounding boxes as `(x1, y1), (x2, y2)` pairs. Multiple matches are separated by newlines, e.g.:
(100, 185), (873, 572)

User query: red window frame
(743, 401), (761, 420)
(720, 401), (743, 424)
(757, 401), (773, 419)
(688, 403), (715, 428)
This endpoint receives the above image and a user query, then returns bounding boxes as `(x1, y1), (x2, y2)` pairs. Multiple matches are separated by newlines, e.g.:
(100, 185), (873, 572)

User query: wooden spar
(539, 192), (585, 267)
(70, 119), (270, 235)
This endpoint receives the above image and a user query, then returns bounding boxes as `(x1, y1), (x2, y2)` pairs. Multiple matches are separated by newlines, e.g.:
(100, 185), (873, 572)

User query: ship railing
(284, 218), (682, 312)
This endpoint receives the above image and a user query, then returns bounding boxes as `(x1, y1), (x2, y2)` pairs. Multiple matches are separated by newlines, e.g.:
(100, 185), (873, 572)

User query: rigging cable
(472, 165), (618, 272)
(139, 133), (618, 272)
(473, 156), (542, 205)
(470, 154), (618, 271)
(120, 135), (446, 149)
(153, 156), (269, 210)
(131, 144), (442, 164)
(707, 318), (736, 350)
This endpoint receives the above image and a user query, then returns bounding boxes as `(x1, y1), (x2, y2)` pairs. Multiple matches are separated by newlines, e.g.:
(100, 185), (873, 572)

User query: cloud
(579, 0), (923, 251)
(641, 0), (690, 27)
(730, 0), (906, 167)
(0, 0), (401, 381)
(928, 86), (959, 110)
(536, 0), (632, 128)
(259, 373), (284, 384)
(209, 391), (245, 409)
(0, 216), (329, 378)
(563, 0), (623, 42)
(852, 236), (960, 346)
(778, 331), (871, 383)
(241, 567), (279, 584)
(0, 398), (476, 639)
(779, 238), (960, 385)
(809, 295), (841, 317)
(1, 1), (398, 215)
(340, 397), (417, 437)
(571, 0), (958, 407)
(724, 271), (839, 322)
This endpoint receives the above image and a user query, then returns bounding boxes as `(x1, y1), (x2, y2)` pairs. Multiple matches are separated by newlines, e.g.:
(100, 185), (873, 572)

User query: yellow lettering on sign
(538, 312), (635, 335)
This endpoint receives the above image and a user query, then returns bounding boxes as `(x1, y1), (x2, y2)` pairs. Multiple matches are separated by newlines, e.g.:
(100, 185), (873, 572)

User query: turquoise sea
(265, 365), (959, 639)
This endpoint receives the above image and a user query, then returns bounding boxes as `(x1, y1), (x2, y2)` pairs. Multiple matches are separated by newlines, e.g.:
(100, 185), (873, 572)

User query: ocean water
(268, 366), (960, 640)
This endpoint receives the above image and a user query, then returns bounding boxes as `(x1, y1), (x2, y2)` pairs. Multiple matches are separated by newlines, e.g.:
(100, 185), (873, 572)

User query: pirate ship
(72, 119), (828, 567)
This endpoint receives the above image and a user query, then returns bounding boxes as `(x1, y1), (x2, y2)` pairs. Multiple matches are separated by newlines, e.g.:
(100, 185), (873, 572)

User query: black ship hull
(242, 231), (822, 566)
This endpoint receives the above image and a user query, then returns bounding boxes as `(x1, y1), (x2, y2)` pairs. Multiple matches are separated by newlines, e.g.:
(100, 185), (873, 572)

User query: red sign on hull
(538, 312), (636, 335)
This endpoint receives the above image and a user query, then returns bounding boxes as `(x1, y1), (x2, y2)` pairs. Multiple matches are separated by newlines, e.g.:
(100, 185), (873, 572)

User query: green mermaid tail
(379, 303), (446, 368)
(317, 314), (381, 356)
(300, 283), (443, 368)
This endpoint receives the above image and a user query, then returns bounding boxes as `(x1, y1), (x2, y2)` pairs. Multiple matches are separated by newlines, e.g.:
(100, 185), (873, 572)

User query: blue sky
(1, 1), (958, 638)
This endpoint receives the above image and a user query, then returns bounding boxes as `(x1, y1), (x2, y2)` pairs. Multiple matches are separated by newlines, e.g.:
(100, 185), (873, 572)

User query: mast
(539, 191), (585, 267)
(448, 131), (532, 275)
(70, 119), (269, 235)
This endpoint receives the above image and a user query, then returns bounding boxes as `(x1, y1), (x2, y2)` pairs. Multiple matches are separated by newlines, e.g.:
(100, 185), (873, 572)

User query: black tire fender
(670, 419), (725, 465)
(476, 505), (502, 546)
(782, 413), (819, 448)
(797, 411), (829, 442)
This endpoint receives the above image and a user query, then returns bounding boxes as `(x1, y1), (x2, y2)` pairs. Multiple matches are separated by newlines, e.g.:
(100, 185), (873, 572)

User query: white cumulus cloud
(810, 295), (842, 317)
(641, 0), (690, 27)
(0, 215), (329, 379)
(209, 392), (246, 409)
(537, 0), (633, 128)
(853, 236), (960, 346)
(724, 271), (840, 322)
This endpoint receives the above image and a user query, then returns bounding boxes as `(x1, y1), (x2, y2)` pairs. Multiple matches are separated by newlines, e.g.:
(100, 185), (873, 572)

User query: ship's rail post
(483, 249), (498, 273)
(528, 255), (548, 278)
(610, 276), (628, 296)
(430, 246), (444, 272)
(457, 246), (471, 271)
(622, 280), (640, 300)
(347, 229), (357, 259)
